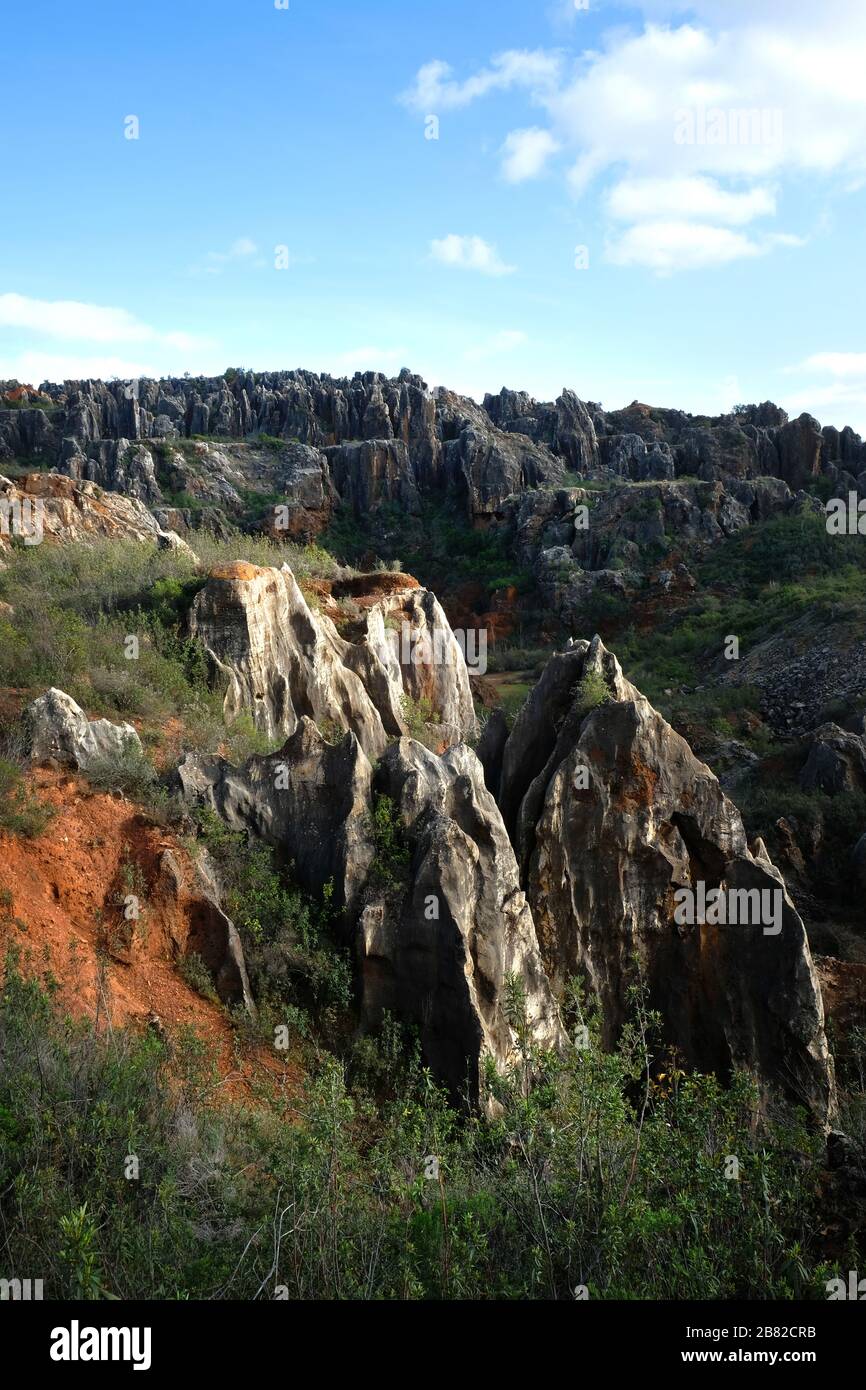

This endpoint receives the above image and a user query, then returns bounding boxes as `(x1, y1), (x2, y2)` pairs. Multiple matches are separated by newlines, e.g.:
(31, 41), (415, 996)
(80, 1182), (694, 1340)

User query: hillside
(1, 368), (865, 1301)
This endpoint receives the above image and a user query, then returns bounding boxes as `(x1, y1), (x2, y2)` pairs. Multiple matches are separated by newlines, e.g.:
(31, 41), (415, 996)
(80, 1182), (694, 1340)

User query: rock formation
(497, 636), (835, 1121)
(799, 724), (866, 795)
(174, 718), (375, 919)
(157, 848), (255, 1015)
(24, 688), (143, 772)
(362, 738), (564, 1101)
(175, 720), (562, 1100)
(189, 561), (476, 758)
(172, 605), (834, 1119)
(0, 472), (194, 554)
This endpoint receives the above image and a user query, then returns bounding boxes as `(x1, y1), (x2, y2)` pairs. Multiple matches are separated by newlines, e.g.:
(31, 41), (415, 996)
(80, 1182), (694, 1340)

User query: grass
(0, 758), (55, 837)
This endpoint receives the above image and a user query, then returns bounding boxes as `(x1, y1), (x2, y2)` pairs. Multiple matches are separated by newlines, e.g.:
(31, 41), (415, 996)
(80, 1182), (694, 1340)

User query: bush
(82, 740), (160, 800)
(0, 955), (851, 1301)
(195, 811), (352, 1021)
(575, 667), (610, 713)
(178, 952), (220, 1004)
(400, 692), (440, 744)
(367, 793), (411, 890)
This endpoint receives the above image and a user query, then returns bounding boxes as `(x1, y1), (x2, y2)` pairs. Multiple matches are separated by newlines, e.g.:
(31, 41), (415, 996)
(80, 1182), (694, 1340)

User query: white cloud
(400, 50), (562, 114)
(195, 237), (261, 275)
(0, 350), (163, 384)
(405, 7), (866, 272)
(781, 347), (866, 435)
(464, 329), (528, 361)
(792, 352), (866, 378)
(605, 221), (765, 272)
(606, 176), (775, 226)
(501, 127), (560, 182)
(429, 235), (516, 276)
(0, 292), (216, 385)
(0, 292), (210, 352)
(551, 18), (866, 189)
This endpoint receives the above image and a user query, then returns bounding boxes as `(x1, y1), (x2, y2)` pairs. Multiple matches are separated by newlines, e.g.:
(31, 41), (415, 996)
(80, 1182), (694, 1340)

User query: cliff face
(4, 370), (865, 525)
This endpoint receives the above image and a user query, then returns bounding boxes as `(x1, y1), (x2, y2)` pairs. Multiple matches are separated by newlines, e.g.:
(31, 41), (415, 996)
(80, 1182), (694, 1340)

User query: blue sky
(2, 0), (865, 429)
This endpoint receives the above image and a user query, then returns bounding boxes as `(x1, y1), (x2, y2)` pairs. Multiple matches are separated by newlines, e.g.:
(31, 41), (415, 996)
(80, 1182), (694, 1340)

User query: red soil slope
(0, 770), (298, 1106)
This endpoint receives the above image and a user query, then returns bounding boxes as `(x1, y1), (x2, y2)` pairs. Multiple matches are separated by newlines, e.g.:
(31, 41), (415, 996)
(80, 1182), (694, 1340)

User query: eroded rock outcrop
(363, 738), (564, 1101)
(157, 848), (255, 1015)
(174, 718), (375, 918)
(189, 562), (476, 758)
(437, 389), (565, 514)
(498, 636), (835, 1121)
(190, 562), (391, 758)
(799, 724), (866, 795)
(0, 473), (192, 552)
(175, 719), (562, 1098)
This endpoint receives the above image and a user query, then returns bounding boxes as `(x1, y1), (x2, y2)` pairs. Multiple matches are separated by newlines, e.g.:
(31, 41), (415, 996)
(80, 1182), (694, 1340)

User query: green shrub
(82, 740), (159, 800)
(195, 811), (352, 1019)
(179, 952), (220, 1004)
(0, 758), (55, 837)
(400, 692), (440, 743)
(0, 954), (850, 1301)
(367, 793), (411, 890)
(575, 667), (610, 713)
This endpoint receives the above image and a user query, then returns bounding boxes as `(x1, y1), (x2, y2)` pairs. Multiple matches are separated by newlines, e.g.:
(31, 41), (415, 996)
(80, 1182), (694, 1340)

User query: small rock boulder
(25, 688), (142, 773)
(799, 724), (866, 795)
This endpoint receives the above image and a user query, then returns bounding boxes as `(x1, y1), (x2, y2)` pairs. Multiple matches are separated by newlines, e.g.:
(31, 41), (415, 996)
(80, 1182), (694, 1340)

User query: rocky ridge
(4, 372), (865, 529)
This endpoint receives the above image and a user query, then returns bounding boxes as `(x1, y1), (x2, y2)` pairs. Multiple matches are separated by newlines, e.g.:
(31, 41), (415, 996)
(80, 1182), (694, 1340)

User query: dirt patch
(817, 956), (866, 1052)
(331, 571), (419, 600)
(208, 561), (267, 582)
(0, 770), (300, 1107)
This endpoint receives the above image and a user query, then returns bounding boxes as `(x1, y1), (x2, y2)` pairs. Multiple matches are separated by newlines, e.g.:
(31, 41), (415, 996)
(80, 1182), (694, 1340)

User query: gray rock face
(497, 637), (835, 1121)
(484, 386), (600, 474)
(175, 721), (563, 1100)
(174, 718), (375, 919)
(361, 585), (477, 746)
(263, 443), (337, 540)
(363, 738), (564, 1101)
(25, 688), (142, 771)
(59, 438), (162, 504)
(799, 724), (866, 795)
(777, 414), (824, 490)
(438, 389), (565, 514)
(323, 439), (421, 515)
(601, 432), (675, 481)
(0, 406), (59, 464)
